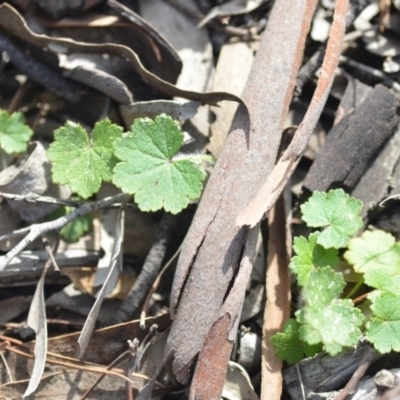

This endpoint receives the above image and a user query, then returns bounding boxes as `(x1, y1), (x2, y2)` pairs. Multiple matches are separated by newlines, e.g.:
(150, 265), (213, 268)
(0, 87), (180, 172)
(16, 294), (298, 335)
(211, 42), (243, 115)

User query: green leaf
(47, 119), (123, 199)
(290, 232), (339, 286)
(302, 266), (345, 306)
(298, 300), (363, 355)
(61, 213), (93, 243)
(297, 267), (363, 355)
(344, 230), (400, 292)
(49, 206), (93, 243)
(300, 189), (363, 249)
(366, 290), (400, 353)
(0, 109), (33, 153)
(271, 319), (321, 364)
(112, 114), (206, 214)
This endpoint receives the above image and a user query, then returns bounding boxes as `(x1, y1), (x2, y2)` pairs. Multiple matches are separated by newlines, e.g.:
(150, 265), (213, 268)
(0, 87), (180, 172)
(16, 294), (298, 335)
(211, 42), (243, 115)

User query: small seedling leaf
(47, 119), (123, 199)
(298, 299), (363, 355)
(0, 109), (33, 153)
(271, 318), (321, 364)
(297, 267), (363, 355)
(300, 189), (363, 249)
(112, 114), (206, 214)
(290, 232), (339, 286)
(302, 266), (345, 306)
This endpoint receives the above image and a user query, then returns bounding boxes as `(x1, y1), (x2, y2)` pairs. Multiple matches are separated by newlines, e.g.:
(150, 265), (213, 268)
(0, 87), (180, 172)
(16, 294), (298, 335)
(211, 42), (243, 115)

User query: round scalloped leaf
(112, 114), (206, 214)
(300, 189), (363, 249)
(298, 299), (363, 356)
(345, 230), (400, 292)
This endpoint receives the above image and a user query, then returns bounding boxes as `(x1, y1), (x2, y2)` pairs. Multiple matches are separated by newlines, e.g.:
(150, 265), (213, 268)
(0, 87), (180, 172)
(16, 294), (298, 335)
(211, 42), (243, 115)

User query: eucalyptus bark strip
(237, 0), (350, 228)
(166, 0), (319, 386)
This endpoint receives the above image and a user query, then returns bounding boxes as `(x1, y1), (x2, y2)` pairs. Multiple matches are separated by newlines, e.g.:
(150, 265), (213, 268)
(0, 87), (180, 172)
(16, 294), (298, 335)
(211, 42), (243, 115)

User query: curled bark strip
(0, 31), (82, 101)
(237, 0), (349, 228)
(0, 3), (243, 107)
(166, 0), (318, 386)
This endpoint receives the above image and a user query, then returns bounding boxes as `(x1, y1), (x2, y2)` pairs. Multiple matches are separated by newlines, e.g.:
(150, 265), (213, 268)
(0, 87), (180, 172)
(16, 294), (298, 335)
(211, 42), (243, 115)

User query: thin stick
(79, 350), (130, 400)
(340, 55), (400, 92)
(0, 340), (13, 383)
(3, 345), (140, 387)
(296, 364), (307, 400)
(42, 236), (60, 272)
(0, 191), (138, 209)
(0, 192), (82, 207)
(112, 213), (178, 324)
(0, 193), (129, 271)
(334, 346), (378, 400)
(140, 245), (182, 329)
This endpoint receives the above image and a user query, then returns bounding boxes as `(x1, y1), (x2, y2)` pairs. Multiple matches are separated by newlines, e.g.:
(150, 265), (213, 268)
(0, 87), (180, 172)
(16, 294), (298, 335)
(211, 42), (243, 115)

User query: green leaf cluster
(344, 230), (400, 353)
(272, 189), (400, 364)
(47, 114), (207, 214)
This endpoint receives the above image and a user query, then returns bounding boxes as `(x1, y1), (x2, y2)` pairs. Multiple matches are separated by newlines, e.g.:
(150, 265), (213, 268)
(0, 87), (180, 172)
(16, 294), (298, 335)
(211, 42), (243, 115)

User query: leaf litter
(2, 0), (400, 399)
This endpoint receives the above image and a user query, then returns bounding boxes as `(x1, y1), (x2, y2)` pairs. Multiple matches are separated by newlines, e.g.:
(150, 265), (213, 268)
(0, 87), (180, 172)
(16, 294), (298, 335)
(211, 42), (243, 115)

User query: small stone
(375, 369), (400, 393)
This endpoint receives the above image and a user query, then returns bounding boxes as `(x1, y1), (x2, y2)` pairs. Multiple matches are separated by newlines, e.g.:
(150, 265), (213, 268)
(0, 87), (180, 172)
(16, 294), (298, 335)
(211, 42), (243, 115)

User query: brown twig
(353, 292), (368, 305)
(42, 236), (60, 272)
(379, 0), (391, 31)
(80, 350), (130, 400)
(334, 345), (379, 400)
(3, 345), (140, 387)
(113, 213), (179, 324)
(7, 79), (30, 114)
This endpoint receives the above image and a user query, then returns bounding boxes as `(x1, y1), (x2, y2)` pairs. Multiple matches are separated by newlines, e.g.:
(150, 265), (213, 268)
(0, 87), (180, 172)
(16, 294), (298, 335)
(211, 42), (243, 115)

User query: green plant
(47, 113), (210, 214)
(0, 108), (33, 154)
(272, 189), (400, 363)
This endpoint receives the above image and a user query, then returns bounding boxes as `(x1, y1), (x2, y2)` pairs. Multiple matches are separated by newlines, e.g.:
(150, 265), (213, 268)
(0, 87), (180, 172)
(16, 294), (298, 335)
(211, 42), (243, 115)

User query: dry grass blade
(77, 208), (125, 359)
(23, 262), (49, 396)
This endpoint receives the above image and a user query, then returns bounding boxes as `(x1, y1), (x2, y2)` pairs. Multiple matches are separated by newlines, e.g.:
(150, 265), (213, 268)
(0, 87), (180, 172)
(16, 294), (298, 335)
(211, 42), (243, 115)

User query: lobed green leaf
(297, 267), (363, 356)
(300, 189), (363, 249)
(271, 319), (321, 364)
(47, 119), (123, 199)
(112, 114), (206, 214)
(290, 232), (339, 286)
